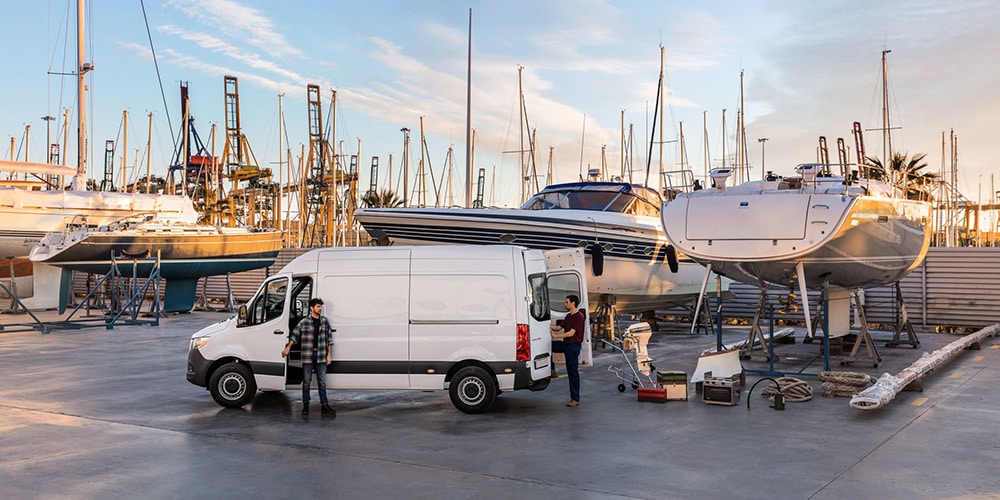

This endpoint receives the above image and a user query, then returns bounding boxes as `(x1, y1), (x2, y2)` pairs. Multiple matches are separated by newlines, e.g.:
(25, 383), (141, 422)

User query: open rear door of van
(543, 248), (592, 367)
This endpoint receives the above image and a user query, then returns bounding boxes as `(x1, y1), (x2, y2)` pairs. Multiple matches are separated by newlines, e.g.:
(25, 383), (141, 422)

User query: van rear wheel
(449, 366), (497, 414)
(209, 362), (257, 408)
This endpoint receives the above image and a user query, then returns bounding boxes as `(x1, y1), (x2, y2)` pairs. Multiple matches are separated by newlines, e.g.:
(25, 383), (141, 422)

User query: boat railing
(660, 169), (699, 199)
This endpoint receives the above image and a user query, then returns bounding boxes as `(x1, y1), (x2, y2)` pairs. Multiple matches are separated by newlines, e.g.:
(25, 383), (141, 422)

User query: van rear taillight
(516, 323), (530, 361)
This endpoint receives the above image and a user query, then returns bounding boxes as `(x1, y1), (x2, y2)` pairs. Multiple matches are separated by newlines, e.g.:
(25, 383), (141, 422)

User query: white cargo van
(186, 245), (591, 413)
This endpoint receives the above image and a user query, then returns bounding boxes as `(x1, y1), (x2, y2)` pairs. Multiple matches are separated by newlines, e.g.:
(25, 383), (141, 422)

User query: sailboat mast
(658, 46), (665, 183)
(121, 110), (128, 187)
(678, 121), (687, 170)
(464, 8), (472, 208)
(76, 0), (88, 190)
(518, 66), (526, 204)
(882, 49), (892, 164)
(721, 109), (727, 168)
(739, 70), (746, 183)
(145, 112), (153, 193)
(702, 110), (708, 181)
(277, 93), (284, 235)
(620, 110), (625, 181)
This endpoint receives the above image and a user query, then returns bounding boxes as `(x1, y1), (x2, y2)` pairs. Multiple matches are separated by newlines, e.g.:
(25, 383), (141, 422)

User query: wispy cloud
(165, 0), (301, 59)
(157, 24), (309, 85)
(119, 41), (323, 100)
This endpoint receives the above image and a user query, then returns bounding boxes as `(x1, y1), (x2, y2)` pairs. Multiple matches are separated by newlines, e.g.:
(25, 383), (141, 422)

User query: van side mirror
(237, 305), (248, 327)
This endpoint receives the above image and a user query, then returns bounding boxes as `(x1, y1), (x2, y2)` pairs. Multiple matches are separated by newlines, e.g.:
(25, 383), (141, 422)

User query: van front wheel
(209, 362), (257, 408)
(449, 366), (497, 414)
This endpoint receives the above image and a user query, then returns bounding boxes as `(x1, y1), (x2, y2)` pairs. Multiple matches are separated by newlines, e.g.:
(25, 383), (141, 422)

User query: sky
(3, 0), (999, 209)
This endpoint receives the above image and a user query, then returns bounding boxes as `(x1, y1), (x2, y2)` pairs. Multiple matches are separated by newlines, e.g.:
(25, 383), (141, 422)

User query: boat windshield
(520, 183), (661, 216)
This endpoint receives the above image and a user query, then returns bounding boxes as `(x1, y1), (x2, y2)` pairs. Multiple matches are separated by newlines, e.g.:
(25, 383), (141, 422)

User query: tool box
(703, 376), (740, 406)
(655, 370), (688, 400)
(637, 386), (667, 403)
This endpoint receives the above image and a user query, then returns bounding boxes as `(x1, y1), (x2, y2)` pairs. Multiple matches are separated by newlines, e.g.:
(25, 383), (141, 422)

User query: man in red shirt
(551, 294), (585, 407)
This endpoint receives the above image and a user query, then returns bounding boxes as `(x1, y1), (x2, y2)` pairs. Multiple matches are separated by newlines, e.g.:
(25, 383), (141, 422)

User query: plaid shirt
(290, 315), (334, 364)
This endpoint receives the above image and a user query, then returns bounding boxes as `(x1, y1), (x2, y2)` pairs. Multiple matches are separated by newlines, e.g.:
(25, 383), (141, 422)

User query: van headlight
(190, 336), (211, 350)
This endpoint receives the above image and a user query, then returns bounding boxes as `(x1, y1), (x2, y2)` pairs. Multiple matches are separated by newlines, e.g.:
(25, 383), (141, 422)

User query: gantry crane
(167, 82), (220, 219)
(220, 75), (274, 228)
(301, 84), (357, 247)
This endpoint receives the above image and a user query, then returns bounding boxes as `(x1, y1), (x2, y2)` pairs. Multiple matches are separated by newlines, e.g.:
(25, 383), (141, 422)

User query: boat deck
(1, 310), (997, 498)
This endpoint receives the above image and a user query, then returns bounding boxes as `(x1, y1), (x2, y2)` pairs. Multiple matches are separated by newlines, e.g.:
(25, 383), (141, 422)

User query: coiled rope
(818, 371), (876, 398)
(759, 376), (813, 402)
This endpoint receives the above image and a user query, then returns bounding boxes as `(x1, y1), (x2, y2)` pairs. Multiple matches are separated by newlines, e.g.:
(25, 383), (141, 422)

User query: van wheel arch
(447, 363), (498, 414)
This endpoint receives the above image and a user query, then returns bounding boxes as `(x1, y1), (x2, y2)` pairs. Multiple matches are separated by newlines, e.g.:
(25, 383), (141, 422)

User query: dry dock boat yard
(1, 309), (998, 499)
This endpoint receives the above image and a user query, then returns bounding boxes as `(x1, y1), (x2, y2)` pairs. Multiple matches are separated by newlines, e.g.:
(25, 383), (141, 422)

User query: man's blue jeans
(302, 362), (329, 405)
(552, 341), (581, 402)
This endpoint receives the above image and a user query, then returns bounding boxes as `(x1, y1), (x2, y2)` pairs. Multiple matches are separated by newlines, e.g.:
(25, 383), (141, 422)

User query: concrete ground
(1, 310), (999, 499)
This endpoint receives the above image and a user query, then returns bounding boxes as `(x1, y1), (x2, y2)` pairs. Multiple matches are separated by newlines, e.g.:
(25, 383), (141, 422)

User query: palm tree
(361, 188), (405, 208)
(864, 152), (938, 201)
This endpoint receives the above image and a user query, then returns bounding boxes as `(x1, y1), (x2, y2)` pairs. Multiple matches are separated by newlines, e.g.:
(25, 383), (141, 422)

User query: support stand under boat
(886, 281), (920, 349)
(194, 273), (237, 313)
(3, 259), (24, 313)
(840, 290), (882, 368)
(592, 293), (619, 347)
(689, 263), (724, 337)
(0, 281), (50, 334)
(62, 251), (162, 329)
(744, 281), (831, 379)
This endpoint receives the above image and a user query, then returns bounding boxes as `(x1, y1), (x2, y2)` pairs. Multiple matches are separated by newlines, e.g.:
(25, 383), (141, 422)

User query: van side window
(246, 277), (288, 326)
(547, 273), (583, 314)
(528, 273), (549, 321)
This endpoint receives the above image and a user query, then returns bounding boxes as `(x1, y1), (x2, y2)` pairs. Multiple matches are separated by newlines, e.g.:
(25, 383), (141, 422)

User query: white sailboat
(661, 52), (931, 341)
(662, 162), (931, 339)
(1, 0), (202, 309)
(662, 163), (931, 291)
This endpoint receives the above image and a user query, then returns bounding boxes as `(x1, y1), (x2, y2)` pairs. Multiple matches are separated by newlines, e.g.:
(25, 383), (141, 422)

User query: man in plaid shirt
(281, 298), (336, 416)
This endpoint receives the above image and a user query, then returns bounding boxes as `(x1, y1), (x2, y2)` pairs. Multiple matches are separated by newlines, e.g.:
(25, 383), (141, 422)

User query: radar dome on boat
(709, 168), (733, 190)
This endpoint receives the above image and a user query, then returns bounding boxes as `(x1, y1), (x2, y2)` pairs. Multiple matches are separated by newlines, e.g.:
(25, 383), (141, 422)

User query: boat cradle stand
(740, 289), (782, 361)
(885, 281), (920, 349)
(593, 294), (619, 346)
(61, 252), (163, 330)
(803, 282), (882, 368)
(839, 291), (882, 368)
(0, 281), (50, 334)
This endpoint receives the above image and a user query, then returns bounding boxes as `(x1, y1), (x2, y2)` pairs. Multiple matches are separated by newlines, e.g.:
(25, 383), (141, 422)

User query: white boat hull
(662, 189), (931, 290)
(355, 207), (716, 312)
(0, 188), (199, 258)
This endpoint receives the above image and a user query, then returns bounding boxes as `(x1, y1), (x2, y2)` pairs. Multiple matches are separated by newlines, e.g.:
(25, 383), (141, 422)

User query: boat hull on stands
(356, 200), (713, 313)
(30, 221), (282, 312)
(661, 170), (931, 291)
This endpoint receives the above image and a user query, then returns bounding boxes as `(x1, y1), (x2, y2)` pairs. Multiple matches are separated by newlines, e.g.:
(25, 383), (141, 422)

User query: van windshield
(528, 273), (549, 321)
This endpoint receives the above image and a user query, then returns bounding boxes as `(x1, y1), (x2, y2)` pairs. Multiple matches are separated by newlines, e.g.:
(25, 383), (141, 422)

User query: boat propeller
(777, 289), (800, 314)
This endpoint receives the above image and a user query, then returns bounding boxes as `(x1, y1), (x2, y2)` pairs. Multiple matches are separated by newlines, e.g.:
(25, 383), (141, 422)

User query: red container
(637, 387), (667, 403)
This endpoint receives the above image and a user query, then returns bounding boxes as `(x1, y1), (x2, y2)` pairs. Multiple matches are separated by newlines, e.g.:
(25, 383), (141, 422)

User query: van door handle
(273, 329), (285, 335)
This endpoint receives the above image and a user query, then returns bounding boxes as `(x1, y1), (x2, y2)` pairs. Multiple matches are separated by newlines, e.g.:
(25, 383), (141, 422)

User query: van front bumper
(186, 349), (211, 387)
